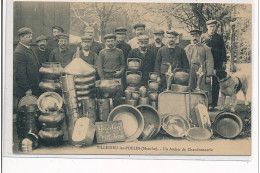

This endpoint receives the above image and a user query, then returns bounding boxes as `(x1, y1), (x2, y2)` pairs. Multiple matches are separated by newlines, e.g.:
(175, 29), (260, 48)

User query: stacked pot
(148, 73), (160, 109)
(125, 58), (142, 106)
(37, 92), (65, 146)
(63, 48), (97, 101)
(39, 62), (63, 92)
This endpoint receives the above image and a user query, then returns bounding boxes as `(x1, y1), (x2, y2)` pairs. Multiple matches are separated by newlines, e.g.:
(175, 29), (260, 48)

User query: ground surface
(13, 63), (252, 155)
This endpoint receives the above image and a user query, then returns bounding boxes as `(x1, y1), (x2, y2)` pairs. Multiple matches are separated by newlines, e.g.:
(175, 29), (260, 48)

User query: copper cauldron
(127, 58), (141, 72)
(96, 79), (121, 98)
(126, 71), (142, 86)
(148, 80), (159, 91)
(173, 69), (189, 86)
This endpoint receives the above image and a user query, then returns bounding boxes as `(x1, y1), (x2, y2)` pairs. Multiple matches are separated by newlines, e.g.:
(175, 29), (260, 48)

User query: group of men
(13, 20), (227, 110)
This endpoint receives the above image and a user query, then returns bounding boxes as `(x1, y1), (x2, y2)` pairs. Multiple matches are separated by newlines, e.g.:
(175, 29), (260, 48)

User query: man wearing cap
(128, 23), (146, 49)
(49, 34), (74, 68)
(155, 30), (189, 90)
(73, 35), (98, 69)
(115, 27), (131, 59)
(185, 29), (214, 103)
(84, 26), (103, 55)
(34, 35), (51, 65)
(127, 35), (155, 85)
(46, 26), (64, 51)
(14, 27), (41, 99)
(201, 20), (227, 110)
(147, 30), (165, 59)
(97, 34), (125, 106)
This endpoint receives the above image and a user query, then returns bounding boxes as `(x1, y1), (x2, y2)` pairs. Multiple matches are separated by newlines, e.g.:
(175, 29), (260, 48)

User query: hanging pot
(127, 58), (141, 72)
(39, 62), (63, 79)
(126, 71), (142, 86)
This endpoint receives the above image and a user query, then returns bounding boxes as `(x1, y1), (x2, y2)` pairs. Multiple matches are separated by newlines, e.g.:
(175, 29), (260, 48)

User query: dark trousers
(211, 75), (219, 107)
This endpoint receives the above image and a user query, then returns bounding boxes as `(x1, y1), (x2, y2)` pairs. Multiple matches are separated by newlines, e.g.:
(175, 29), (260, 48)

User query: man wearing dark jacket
(34, 35), (51, 66)
(84, 26), (103, 55)
(115, 27), (131, 60)
(14, 27), (41, 98)
(147, 30), (165, 59)
(201, 20), (227, 110)
(127, 35), (155, 86)
(46, 26), (64, 51)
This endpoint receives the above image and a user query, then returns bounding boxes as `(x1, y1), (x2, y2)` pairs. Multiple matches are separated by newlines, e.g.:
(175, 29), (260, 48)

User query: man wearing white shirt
(128, 23), (146, 49)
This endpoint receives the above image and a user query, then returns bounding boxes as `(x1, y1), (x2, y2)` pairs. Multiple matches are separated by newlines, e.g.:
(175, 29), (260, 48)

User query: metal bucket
(80, 99), (97, 122)
(97, 98), (110, 121)
(60, 74), (75, 92)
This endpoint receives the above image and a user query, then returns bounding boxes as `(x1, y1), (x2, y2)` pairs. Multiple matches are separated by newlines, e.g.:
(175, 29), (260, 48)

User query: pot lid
(37, 92), (63, 113)
(186, 127), (212, 140)
(63, 58), (96, 76)
(18, 93), (38, 110)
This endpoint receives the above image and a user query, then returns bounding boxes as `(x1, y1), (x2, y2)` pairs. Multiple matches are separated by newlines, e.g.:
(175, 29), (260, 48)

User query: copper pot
(38, 111), (64, 128)
(149, 72), (158, 82)
(149, 92), (159, 101)
(132, 91), (140, 100)
(127, 58), (141, 72)
(39, 79), (61, 92)
(126, 71), (142, 86)
(39, 62), (63, 79)
(126, 86), (138, 92)
(148, 80), (159, 91)
(174, 71), (189, 85)
(96, 79), (121, 98)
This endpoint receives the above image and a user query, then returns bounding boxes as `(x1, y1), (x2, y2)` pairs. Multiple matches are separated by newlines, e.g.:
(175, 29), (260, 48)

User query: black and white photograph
(6, 1), (254, 156)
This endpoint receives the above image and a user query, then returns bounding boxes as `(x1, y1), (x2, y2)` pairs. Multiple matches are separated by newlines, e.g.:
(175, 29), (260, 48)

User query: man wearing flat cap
(46, 25), (64, 51)
(14, 27), (41, 99)
(155, 30), (189, 90)
(201, 20), (227, 110)
(49, 34), (75, 68)
(97, 33), (125, 106)
(84, 26), (103, 55)
(128, 23), (146, 49)
(73, 35), (98, 69)
(33, 35), (51, 65)
(147, 30), (165, 61)
(127, 35), (155, 85)
(185, 29), (214, 103)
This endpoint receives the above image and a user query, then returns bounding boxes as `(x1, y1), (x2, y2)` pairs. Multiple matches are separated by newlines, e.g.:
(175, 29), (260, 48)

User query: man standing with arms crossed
(201, 20), (227, 110)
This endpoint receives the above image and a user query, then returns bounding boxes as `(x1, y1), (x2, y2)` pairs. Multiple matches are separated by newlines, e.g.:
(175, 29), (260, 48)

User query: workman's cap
(52, 26), (64, 32)
(115, 27), (127, 34)
(166, 30), (179, 36)
(153, 30), (165, 35)
(35, 35), (48, 42)
(57, 34), (69, 39)
(189, 29), (203, 35)
(18, 27), (33, 36)
(104, 33), (116, 40)
(134, 23), (146, 29)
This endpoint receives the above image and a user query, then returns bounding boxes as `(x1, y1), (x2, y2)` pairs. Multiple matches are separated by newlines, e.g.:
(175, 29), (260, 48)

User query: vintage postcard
(4, 0), (254, 157)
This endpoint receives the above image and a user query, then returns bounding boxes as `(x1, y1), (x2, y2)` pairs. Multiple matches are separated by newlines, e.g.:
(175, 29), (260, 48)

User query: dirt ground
(12, 63), (252, 155)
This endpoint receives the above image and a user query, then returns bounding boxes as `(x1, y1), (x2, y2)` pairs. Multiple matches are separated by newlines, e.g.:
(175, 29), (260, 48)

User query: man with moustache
(84, 26), (103, 55)
(185, 29), (214, 104)
(14, 27), (41, 99)
(128, 23), (146, 49)
(147, 30), (165, 58)
(49, 34), (74, 68)
(34, 35), (51, 65)
(46, 26), (64, 51)
(97, 34), (125, 106)
(155, 30), (189, 90)
(127, 35), (155, 86)
(201, 20), (227, 110)
(74, 35), (98, 70)
(115, 27), (131, 60)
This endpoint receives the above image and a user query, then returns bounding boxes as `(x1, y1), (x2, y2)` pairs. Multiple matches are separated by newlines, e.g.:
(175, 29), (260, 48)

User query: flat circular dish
(37, 92), (63, 113)
(186, 127), (212, 140)
(18, 93), (38, 110)
(162, 115), (190, 138)
(108, 104), (144, 141)
(136, 105), (160, 139)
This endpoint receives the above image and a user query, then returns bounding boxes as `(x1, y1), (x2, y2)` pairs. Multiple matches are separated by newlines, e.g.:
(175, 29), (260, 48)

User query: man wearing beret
(155, 30), (189, 90)
(201, 20), (227, 110)
(13, 27), (41, 99)
(185, 29), (214, 104)
(97, 34), (125, 106)
(84, 26), (103, 55)
(46, 26), (64, 51)
(147, 30), (165, 61)
(127, 35), (155, 86)
(34, 35), (51, 65)
(74, 36), (98, 69)
(49, 34), (75, 68)
(128, 23), (146, 49)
